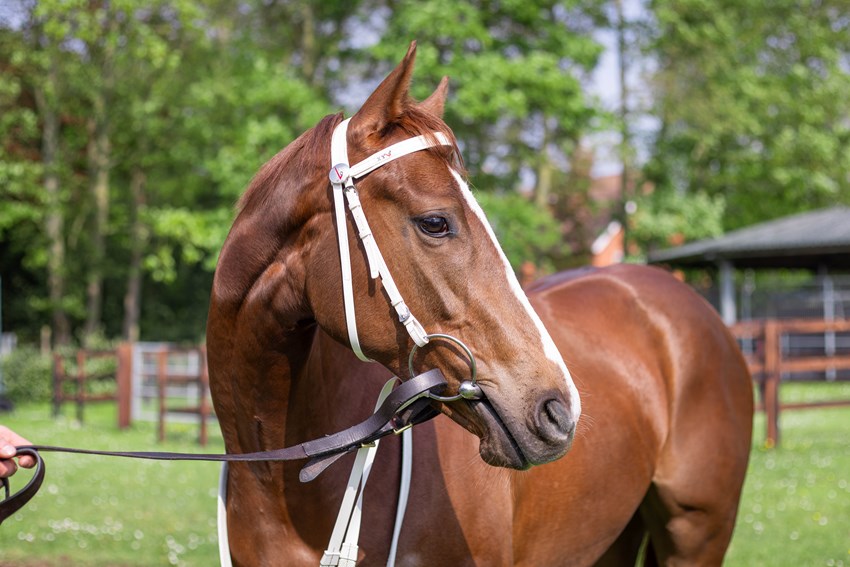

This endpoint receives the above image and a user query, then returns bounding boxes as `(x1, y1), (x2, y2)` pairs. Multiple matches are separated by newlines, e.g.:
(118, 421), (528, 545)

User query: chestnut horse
(207, 43), (752, 566)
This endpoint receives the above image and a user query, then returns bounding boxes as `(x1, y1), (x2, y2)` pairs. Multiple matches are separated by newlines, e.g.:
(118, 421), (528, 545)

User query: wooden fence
(154, 346), (211, 446)
(53, 345), (133, 427)
(730, 318), (850, 446)
(52, 343), (210, 444)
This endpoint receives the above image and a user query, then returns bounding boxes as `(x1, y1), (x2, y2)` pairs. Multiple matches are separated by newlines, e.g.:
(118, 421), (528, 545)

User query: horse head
(213, 42), (580, 470)
(306, 43), (580, 469)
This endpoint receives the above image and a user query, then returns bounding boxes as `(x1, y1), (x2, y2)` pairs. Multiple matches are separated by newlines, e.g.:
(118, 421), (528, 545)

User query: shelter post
(718, 260), (737, 325)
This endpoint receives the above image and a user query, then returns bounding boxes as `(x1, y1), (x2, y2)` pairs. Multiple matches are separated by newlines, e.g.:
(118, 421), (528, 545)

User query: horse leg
(638, 479), (740, 566)
(592, 511), (646, 567)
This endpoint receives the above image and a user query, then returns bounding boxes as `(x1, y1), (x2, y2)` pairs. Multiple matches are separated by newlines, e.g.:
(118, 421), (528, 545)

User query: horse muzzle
(469, 391), (577, 469)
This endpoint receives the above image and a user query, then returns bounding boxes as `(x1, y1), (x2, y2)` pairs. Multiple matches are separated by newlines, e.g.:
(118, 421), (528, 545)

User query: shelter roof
(647, 206), (850, 270)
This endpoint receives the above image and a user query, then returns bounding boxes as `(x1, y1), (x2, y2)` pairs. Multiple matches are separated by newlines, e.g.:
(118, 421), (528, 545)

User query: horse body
(207, 43), (752, 566)
(515, 264), (753, 565)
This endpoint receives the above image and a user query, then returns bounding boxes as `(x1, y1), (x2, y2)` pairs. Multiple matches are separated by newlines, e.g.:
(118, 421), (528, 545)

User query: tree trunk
(300, 3), (317, 85)
(34, 56), (70, 346)
(122, 166), (147, 343)
(83, 12), (116, 344)
(534, 117), (554, 209)
(83, 105), (111, 343)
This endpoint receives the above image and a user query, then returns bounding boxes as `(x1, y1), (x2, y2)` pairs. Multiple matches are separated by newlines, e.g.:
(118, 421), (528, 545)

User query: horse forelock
(387, 106), (465, 176)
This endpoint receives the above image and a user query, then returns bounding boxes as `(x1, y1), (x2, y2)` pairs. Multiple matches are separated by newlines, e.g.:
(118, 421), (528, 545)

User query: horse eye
(417, 216), (450, 237)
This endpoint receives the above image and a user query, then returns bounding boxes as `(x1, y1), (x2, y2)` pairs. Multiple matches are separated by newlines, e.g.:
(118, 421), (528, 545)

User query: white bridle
(218, 119), (474, 567)
(329, 117), (452, 361)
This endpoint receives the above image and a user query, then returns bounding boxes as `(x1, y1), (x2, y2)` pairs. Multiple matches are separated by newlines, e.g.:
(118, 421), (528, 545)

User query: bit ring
(408, 334), (482, 402)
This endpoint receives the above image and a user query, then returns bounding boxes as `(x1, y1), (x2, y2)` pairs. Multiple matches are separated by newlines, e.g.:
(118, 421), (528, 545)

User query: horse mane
(237, 105), (465, 217)
(237, 113), (344, 216)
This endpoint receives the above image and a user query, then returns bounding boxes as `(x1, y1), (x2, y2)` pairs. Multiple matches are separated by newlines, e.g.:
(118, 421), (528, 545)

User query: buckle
(393, 423), (414, 435)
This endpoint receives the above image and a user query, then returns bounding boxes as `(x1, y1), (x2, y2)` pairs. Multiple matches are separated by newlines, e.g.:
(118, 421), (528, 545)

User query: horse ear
(350, 41), (417, 138)
(419, 76), (449, 118)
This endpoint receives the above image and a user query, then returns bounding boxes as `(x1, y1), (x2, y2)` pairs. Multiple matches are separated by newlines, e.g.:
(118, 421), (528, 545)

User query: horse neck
(207, 113), (392, 456)
(207, 120), (338, 456)
(292, 331), (395, 441)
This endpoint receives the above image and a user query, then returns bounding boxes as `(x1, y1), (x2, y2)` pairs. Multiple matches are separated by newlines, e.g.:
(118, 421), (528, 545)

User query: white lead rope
(217, 462), (232, 567)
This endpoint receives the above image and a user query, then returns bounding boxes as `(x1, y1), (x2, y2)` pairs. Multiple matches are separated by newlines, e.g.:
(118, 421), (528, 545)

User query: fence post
(52, 353), (63, 418)
(76, 350), (86, 423)
(764, 319), (780, 447)
(116, 343), (133, 429)
(199, 346), (209, 447)
(157, 350), (168, 443)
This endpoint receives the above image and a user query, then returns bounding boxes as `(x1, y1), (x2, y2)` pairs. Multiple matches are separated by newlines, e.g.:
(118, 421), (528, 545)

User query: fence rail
(730, 318), (850, 446)
(51, 343), (210, 444)
(52, 345), (132, 427)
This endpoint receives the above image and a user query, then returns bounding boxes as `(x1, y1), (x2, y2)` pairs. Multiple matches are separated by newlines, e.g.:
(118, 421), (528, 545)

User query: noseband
(329, 118), (483, 401)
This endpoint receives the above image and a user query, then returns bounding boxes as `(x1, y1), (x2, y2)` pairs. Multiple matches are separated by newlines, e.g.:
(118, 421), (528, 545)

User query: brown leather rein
(0, 368), (447, 526)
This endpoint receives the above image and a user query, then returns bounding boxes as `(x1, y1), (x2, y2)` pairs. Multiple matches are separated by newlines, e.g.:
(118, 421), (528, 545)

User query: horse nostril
(538, 398), (575, 443)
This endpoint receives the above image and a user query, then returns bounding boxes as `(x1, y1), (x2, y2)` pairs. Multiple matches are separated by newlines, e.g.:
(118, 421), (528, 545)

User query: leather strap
(330, 118), (452, 360)
(0, 369), (446, 526)
(0, 448), (44, 526)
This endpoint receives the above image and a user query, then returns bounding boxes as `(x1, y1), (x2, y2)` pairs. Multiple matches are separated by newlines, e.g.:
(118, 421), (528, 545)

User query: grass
(0, 382), (848, 566)
(725, 382), (850, 567)
(0, 403), (223, 566)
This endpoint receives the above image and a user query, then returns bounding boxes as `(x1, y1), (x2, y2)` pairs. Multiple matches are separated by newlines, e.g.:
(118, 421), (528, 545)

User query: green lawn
(1, 383), (849, 566)
(0, 404), (223, 566)
(725, 383), (850, 567)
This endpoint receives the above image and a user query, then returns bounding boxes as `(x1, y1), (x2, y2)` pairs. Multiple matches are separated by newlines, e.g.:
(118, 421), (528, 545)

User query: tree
(0, 0), (607, 344)
(643, 0), (850, 239)
(370, 0), (605, 269)
(372, 0), (604, 194)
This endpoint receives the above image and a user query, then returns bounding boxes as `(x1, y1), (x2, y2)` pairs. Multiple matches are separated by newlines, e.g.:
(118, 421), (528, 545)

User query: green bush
(1, 346), (52, 403)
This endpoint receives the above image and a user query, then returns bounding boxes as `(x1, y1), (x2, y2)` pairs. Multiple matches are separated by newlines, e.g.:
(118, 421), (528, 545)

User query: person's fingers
(0, 426), (35, 472)
(0, 442), (15, 459)
(16, 452), (35, 469)
(0, 457), (17, 479)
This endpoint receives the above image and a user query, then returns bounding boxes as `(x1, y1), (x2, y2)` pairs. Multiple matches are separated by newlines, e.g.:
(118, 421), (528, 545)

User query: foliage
(373, 0), (605, 193)
(629, 188), (725, 254)
(1, 346), (52, 403)
(476, 191), (570, 272)
(643, 0), (850, 232)
(0, 0), (605, 346)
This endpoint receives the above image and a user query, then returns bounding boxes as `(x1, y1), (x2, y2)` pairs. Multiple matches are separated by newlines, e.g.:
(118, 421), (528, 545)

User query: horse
(206, 43), (753, 566)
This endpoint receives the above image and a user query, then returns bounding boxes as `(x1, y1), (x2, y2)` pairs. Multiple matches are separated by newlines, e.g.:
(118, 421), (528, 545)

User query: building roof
(647, 206), (850, 270)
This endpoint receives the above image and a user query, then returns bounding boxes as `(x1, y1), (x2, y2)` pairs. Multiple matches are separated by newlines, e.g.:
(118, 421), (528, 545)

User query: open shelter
(647, 206), (850, 324)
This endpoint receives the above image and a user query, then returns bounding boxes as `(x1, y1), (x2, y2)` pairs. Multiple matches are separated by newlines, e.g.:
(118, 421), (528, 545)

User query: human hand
(0, 425), (35, 479)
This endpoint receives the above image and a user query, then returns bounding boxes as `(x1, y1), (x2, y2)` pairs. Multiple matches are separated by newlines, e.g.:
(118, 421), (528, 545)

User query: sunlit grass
(0, 403), (223, 566)
(726, 383), (850, 567)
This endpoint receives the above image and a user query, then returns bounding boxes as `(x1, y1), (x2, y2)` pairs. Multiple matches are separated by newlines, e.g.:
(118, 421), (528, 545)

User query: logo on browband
(329, 163), (350, 184)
